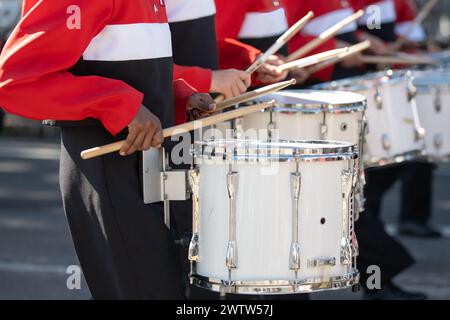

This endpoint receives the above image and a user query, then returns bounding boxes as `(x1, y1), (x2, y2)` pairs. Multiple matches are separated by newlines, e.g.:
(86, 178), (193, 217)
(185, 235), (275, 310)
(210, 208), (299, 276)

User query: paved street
(0, 136), (449, 300)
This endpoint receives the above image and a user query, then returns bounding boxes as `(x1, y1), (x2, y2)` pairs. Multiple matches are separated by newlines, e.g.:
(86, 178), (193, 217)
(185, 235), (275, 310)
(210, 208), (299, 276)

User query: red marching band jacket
(0, 0), (197, 136)
(283, 0), (358, 82)
(215, 0), (288, 74)
(394, 0), (425, 42)
(168, 0), (216, 94)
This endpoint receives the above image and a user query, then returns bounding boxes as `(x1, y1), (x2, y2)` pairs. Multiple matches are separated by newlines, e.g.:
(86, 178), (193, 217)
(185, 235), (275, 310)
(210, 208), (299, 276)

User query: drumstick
(245, 11), (314, 75)
(392, 0), (439, 51)
(277, 48), (349, 72)
(215, 79), (296, 112)
(306, 40), (371, 74)
(80, 101), (276, 160)
(360, 55), (438, 65)
(286, 10), (364, 62)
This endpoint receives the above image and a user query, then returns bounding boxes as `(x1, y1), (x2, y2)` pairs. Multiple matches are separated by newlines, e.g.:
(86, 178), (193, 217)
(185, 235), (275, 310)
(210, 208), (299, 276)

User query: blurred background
(0, 0), (449, 299)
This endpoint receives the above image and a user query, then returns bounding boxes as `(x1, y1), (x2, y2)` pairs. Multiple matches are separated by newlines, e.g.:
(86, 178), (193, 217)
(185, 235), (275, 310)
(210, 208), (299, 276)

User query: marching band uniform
(0, 0), (203, 299)
(348, 0), (427, 299)
(165, 0), (220, 299)
(284, 0), (359, 82)
(215, 0), (289, 54)
(351, 0), (398, 42)
(394, 0), (426, 43)
(215, 0), (289, 80)
(169, 0), (218, 100)
(393, 0), (440, 238)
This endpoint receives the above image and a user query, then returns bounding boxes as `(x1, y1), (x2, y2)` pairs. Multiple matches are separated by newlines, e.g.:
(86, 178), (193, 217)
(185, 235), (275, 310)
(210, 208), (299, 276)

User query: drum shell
(314, 73), (424, 167)
(193, 143), (358, 285)
(415, 86), (450, 161)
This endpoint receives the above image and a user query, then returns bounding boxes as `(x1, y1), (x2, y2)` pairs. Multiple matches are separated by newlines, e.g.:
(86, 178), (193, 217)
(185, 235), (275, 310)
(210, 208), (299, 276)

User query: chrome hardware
(226, 171), (239, 270)
(352, 232), (359, 258)
(374, 90), (383, 110)
(408, 89), (425, 143)
(435, 89), (442, 113)
(190, 270), (360, 295)
(341, 170), (353, 265)
(340, 122), (348, 131)
(407, 82), (417, 101)
(188, 169), (200, 262)
(320, 112), (328, 140)
(307, 257), (336, 268)
(415, 127), (426, 142)
(289, 170), (302, 272)
(143, 148), (189, 204)
(434, 133), (444, 150)
(267, 121), (276, 139)
(320, 124), (328, 139)
(226, 241), (238, 270)
(382, 134), (391, 151)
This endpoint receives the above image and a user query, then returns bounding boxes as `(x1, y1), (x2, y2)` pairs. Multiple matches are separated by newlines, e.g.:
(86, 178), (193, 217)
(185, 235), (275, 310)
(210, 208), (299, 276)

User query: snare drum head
(313, 70), (411, 91)
(194, 139), (358, 162)
(413, 70), (450, 87)
(254, 90), (366, 112)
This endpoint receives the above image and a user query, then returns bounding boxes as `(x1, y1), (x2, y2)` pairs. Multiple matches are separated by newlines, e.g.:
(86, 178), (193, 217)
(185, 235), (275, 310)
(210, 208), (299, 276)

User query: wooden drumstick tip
(80, 147), (100, 160)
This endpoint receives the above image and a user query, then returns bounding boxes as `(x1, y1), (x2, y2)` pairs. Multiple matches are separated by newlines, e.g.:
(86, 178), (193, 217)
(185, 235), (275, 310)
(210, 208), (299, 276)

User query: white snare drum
(238, 90), (367, 215)
(314, 70), (426, 167)
(413, 71), (450, 162)
(240, 90), (367, 145)
(188, 139), (360, 295)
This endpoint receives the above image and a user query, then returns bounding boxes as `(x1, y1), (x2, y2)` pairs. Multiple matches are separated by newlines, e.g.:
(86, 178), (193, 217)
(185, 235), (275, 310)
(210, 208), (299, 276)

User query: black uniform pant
(399, 161), (435, 223)
(356, 164), (414, 287)
(59, 126), (184, 300)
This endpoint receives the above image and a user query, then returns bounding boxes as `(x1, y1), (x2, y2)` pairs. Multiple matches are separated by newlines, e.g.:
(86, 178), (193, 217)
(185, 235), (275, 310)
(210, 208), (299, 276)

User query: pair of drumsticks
(82, 2), (438, 160)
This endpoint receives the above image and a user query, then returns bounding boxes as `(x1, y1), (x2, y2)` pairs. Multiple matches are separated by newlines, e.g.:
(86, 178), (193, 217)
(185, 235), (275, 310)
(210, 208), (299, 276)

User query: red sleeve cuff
(173, 79), (198, 125)
(100, 89), (143, 136)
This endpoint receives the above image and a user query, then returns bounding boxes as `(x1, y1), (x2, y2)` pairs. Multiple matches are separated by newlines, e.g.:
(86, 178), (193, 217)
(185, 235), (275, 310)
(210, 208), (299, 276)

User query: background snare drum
(413, 71), (450, 162)
(314, 70), (426, 167)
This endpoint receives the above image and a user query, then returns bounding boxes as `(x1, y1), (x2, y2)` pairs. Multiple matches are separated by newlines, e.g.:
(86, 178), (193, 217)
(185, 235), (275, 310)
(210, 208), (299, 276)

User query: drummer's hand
(210, 69), (251, 99)
(187, 93), (217, 120)
(120, 105), (164, 156)
(340, 53), (364, 68)
(359, 32), (391, 56)
(289, 67), (310, 85)
(256, 55), (288, 83)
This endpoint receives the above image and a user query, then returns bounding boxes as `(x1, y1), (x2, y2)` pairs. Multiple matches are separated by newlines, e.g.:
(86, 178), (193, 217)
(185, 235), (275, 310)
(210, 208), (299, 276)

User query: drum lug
(352, 232), (359, 258)
(226, 171), (239, 270)
(289, 171), (302, 272)
(341, 170), (353, 266)
(382, 134), (391, 151)
(434, 89), (442, 113)
(267, 121), (276, 139)
(407, 82), (417, 102)
(307, 257), (336, 268)
(374, 90), (383, 110)
(188, 169), (201, 263)
(414, 127), (426, 142)
(340, 122), (348, 132)
(289, 241), (301, 271)
(320, 123), (328, 139)
(434, 133), (443, 150)
(226, 241), (238, 269)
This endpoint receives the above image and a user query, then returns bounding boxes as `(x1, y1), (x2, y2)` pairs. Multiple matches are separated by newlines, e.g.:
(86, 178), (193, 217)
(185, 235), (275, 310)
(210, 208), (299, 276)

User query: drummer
(348, 0), (429, 300)
(168, 0), (252, 118)
(215, 0), (289, 85)
(0, 0), (217, 299)
(283, 0), (365, 84)
(393, 0), (442, 238)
